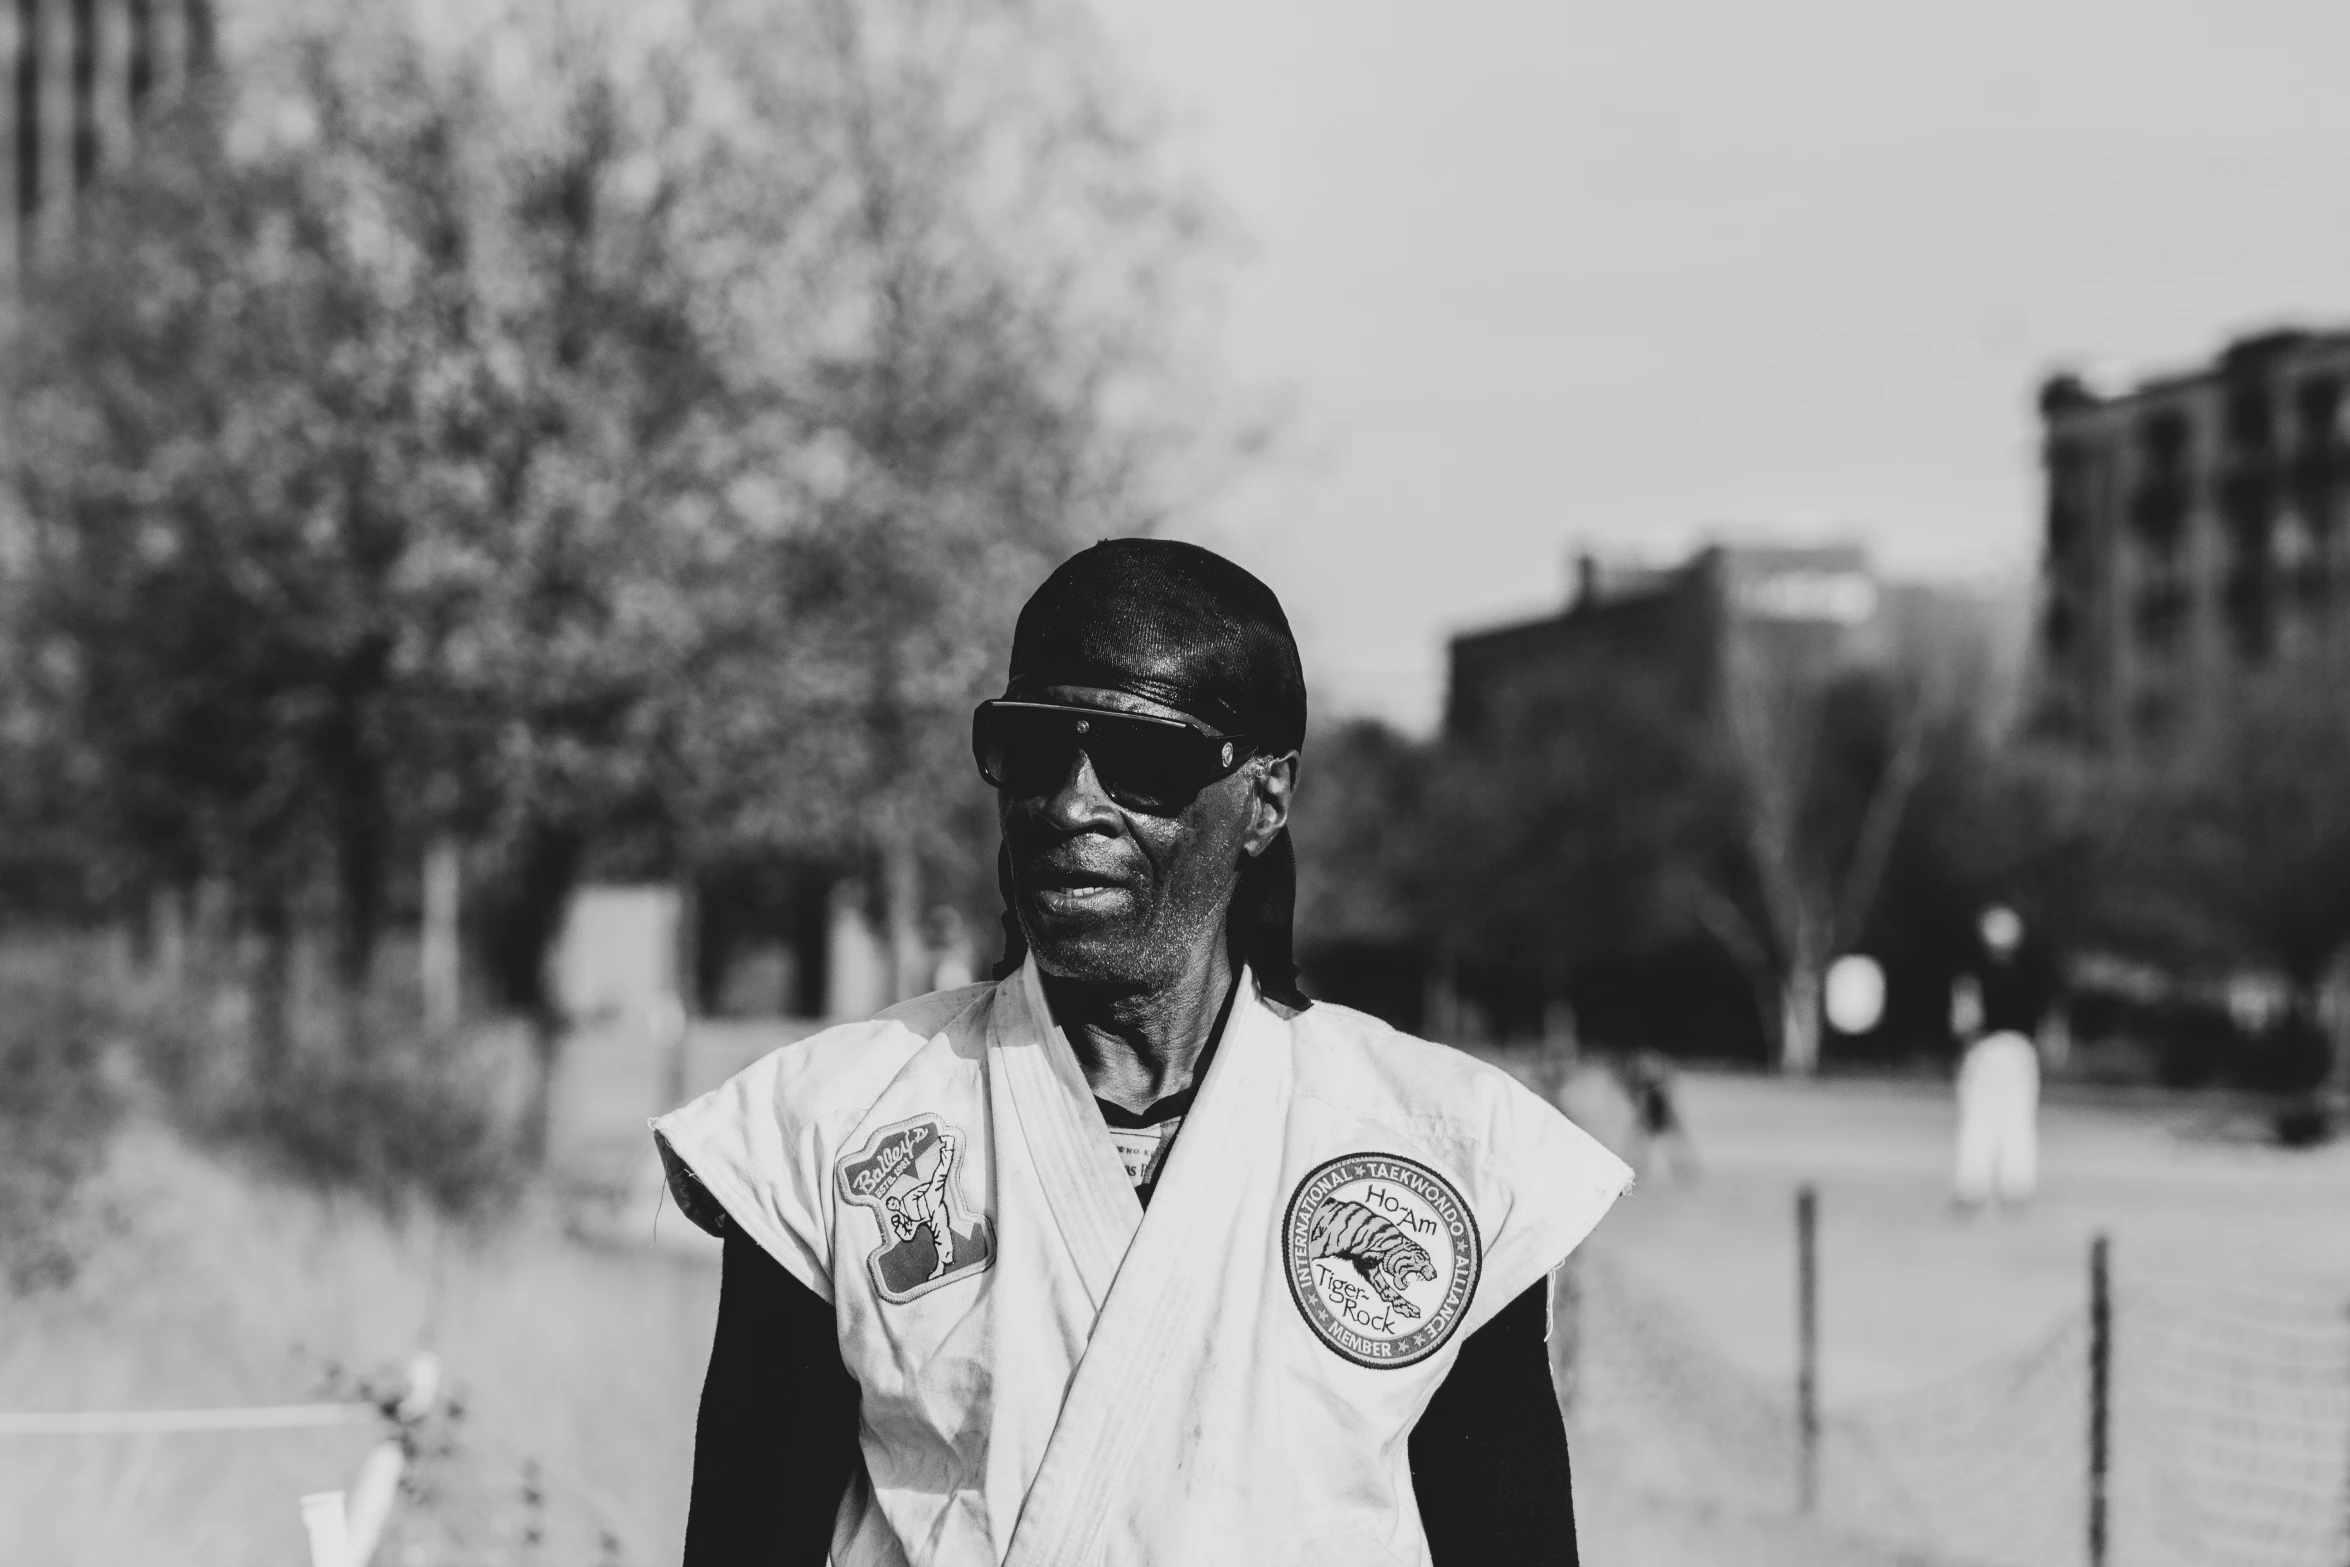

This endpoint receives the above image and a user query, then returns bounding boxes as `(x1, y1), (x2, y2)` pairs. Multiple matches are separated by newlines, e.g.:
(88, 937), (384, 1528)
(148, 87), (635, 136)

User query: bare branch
(1833, 683), (1935, 951)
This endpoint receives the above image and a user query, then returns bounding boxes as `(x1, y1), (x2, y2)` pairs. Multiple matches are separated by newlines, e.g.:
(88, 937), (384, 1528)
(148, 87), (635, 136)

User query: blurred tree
(1425, 656), (1727, 1022)
(2092, 669), (2350, 984)
(1686, 645), (1938, 1074)
(2, 0), (1223, 1149)
(0, 516), (102, 925)
(1292, 718), (1435, 956)
(2076, 650), (2350, 1093)
(1420, 628), (1990, 1069)
(10, 51), (465, 1060)
(661, 0), (1215, 996)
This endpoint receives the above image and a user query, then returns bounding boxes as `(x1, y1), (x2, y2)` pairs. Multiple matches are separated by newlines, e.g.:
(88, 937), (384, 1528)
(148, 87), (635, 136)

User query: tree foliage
(1305, 624), (2010, 1063)
(2, 0), (1217, 1080)
(2084, 651), (2350, 986)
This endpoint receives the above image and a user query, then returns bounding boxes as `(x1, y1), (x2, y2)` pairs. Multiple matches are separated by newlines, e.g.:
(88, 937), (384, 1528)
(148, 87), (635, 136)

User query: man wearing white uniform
(1951, 903), (2056, 1208)
(654, 540), (1631, 1565)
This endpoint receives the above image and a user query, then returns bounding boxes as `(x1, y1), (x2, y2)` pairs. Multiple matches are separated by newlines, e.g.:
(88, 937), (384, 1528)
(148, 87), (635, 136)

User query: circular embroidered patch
(1283, 1153), (1482, 1369)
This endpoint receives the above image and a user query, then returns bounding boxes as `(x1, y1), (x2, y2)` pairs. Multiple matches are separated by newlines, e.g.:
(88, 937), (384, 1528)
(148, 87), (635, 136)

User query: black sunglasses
(972, 700), (1254, 815)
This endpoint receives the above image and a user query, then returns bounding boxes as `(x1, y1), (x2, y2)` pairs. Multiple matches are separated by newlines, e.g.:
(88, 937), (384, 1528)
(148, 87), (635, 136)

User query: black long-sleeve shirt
(683, 1228), (1580, 1565)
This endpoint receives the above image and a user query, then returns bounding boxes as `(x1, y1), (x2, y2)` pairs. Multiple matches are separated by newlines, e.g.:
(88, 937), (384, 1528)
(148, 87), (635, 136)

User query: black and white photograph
(4, 1), (2350, 1564)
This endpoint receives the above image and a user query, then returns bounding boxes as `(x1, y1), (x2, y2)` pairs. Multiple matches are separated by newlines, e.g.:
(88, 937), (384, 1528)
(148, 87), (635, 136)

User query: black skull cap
(1003, 538), (1307, 752)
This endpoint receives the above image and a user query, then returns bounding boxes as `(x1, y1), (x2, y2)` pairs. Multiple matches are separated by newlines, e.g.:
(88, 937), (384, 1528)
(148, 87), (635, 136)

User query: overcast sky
(1092, 0), (2350, 731)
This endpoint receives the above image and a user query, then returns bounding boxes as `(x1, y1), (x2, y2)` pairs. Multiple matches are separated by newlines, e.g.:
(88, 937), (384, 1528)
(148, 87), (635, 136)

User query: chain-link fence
(1564, 1206), (2350, 1567)
(380, 1429), (637, 1567)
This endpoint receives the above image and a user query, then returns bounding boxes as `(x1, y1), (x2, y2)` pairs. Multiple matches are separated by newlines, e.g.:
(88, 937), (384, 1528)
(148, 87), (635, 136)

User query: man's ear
(1244, 751), (1299, 856)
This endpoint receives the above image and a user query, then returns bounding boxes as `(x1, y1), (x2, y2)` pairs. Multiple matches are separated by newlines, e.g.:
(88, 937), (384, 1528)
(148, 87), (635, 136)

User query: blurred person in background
(1951, 903), (2057, 1210)
(652, 540), (1630, 1567)
(1612, 1048), (1697, 1184)
(1532, 997), (1582, 1111)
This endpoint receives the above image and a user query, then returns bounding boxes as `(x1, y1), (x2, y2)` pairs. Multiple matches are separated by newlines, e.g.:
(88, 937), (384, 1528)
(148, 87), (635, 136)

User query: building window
(2132, 578), (2191, 656)
(2292, 376), (2343, 559)
(2224, 570), (2276, 662)
(2048, 495), (2084, 562)
(2225, 383), (2275, 452)
(2128, 483), (2190, 556)
(2130, 688), (2177, 746)
(2220, 471), (2278, 562)
(2220, 383), (2279, 665)
(2129, 409), (2193, 558)
(2142, 407), (2191, 464)
(2042, 595), (2078, 660)
(2296, 375), (2342, 443)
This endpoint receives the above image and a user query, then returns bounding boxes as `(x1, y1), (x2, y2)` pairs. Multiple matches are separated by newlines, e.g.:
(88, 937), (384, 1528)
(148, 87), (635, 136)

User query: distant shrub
(0, 957), (122, 1292)
(2237, 1013), (2332, 1097)
(238, 1032), (528, 1222)
(131, 990), (528, 1226)
(2073, 984), (2334, 1096)
(0, 929), (528, 1240)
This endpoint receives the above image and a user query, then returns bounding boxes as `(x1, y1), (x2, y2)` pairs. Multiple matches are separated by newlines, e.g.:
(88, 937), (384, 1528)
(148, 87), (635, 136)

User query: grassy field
(0, 1011), (748, 1567)
(1532, 1055), (2350, 1567)
(7, 1022), (2348, 1566)
(1547, 1060), (2350, 1396)
(0, 1122), (717, 1566)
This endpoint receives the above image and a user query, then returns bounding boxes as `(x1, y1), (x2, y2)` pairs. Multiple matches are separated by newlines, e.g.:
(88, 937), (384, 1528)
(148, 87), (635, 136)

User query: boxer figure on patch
(884, 1128), (963, 1281)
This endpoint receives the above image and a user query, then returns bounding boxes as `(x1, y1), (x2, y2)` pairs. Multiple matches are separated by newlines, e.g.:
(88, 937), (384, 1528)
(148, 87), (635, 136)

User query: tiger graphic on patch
(1301, 1196), (1440, 1318)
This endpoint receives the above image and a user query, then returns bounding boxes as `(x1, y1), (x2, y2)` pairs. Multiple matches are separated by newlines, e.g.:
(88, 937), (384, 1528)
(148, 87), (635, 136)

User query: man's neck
(1042, 941), (1237, 1116)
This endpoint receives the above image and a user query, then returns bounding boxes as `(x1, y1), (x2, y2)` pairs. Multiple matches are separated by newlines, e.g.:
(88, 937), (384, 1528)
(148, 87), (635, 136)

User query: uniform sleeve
(1459, 1081), (1631, 1340)
(652, 1047), (842, 1301)
(1410, 1282), (1579, 1566)
(683, 1229), (862, 1567)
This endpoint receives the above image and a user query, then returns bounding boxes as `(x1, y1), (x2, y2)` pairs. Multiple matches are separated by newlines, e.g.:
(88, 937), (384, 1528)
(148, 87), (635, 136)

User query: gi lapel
(988, 957), (1144, 1315)
(1001, 970), (1294, 1567)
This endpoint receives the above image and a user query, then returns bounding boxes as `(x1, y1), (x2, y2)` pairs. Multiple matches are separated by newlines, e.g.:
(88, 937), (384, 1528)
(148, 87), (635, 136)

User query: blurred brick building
(1447, 542), (1888, 747)
(1447, 540), (2028, 759)
(3, 0), (212, 285)
(1419, 542), (2023, 1058)
(2033, 329), (2350, 756)
(1437, 544), (1891, 1056)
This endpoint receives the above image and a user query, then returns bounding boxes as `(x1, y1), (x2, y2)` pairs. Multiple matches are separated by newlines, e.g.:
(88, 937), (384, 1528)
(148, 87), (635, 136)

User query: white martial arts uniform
(653, 958), (1630, 1567)
(1953, 1030), (2039, 1204)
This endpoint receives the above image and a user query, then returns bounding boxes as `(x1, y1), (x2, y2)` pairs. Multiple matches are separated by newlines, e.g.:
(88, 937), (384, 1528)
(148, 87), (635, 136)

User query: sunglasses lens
(975, 706), (1077, 795)
(1081, 720), (1210, 814)
(974, 705), (1234, 815)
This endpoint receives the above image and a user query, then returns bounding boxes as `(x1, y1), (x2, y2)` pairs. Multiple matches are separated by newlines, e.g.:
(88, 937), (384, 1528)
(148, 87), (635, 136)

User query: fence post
(2088, 1232), (2111, 1567)
(301, 1490), (353, 1567)
(1797, 1183), (1819, 1514)
(298, 1350), (440, 1567)
(420, 836), (463, 1033)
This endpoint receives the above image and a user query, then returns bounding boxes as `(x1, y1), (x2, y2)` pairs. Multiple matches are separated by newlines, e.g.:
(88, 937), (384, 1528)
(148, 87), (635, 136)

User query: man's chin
(1020, 915), (1159, 987)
